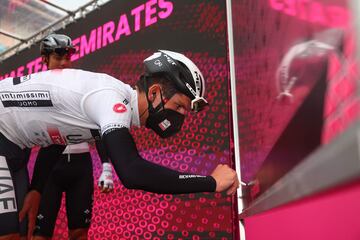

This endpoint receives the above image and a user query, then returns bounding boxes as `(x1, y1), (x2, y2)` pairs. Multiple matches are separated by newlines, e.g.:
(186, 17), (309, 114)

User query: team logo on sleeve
(113, 103), (127, 113)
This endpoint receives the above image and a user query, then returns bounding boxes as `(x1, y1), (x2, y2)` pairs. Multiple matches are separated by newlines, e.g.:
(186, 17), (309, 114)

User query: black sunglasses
(52, 47), (76, 56)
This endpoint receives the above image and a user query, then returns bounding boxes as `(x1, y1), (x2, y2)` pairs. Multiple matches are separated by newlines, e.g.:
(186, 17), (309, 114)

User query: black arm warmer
(103, 128), (216, 194)
(95, 139), (110, 163)
(30, 145), (66, 193)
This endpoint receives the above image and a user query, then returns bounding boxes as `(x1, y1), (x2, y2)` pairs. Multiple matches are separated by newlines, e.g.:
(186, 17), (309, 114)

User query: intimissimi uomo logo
(0, 91), (53, 107)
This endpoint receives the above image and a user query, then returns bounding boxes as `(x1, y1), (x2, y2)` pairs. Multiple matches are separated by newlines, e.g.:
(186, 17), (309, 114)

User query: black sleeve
(30, 145), (66, 193)
(95, 139), (109, 163)
(103, 128), (216, 194)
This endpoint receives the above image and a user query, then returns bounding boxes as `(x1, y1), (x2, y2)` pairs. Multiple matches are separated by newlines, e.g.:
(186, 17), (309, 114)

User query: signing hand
(210, 164), (239, 195)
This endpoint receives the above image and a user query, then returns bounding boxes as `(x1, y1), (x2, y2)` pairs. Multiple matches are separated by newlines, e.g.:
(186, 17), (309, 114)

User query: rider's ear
(147, 84), (161, 102)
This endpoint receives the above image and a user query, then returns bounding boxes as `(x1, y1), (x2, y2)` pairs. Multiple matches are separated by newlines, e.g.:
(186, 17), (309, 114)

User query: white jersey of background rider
(0, 69), (140, 149)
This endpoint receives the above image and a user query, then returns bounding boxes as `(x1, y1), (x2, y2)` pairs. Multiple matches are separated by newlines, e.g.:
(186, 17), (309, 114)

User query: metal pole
(226, 0), (246, 239)
(0, 30), (25, 42)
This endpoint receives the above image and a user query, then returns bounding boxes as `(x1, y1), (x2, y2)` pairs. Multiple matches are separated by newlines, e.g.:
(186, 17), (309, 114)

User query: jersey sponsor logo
(22, 75), (31, 82)
(0, 156), (17, 214)
(159, 119), (171, 131)
(13, 75), (31, 85)
(47, 127), (66, 145)
(102, 123), (128, 135)
(0, 90), (53, 107)
(113, 103), (127, 113)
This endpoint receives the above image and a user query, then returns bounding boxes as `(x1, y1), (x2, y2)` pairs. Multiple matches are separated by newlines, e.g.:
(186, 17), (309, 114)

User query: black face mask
(146, 107), (185, 138)
(144, 88), (185, 138)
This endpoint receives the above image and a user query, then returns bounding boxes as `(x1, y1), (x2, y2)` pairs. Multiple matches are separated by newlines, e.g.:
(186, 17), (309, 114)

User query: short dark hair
(136, 74), (179, 100)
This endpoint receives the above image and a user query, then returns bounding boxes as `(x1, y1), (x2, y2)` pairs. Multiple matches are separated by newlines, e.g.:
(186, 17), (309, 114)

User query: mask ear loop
(142, 75), (154, 114)
(139, 75), (151, 118)
(143, 75), (166, 114)
(154, 89), (166, 112)
(141, 75), (167, 118)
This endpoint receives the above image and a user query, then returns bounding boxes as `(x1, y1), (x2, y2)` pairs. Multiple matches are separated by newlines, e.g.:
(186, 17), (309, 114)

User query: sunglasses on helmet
(51, 47), (76, 56)
(191, 96), (208, 112)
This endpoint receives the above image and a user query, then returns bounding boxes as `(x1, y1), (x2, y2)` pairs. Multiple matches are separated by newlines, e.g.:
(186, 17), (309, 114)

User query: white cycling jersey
(0, 69), (140, 149)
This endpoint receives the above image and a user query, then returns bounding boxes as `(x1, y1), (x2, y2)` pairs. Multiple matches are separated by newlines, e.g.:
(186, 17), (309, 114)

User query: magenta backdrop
(244, 180), (360, 240)
(232, 0), (359, 199)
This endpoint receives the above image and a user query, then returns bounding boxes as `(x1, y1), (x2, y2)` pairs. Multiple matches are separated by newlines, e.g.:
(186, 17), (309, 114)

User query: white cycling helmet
(40, 33), (75, 56)
(143, 50), (208, 112)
